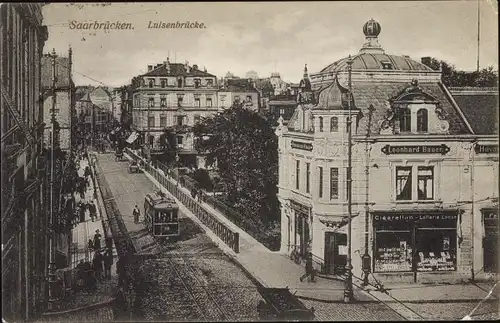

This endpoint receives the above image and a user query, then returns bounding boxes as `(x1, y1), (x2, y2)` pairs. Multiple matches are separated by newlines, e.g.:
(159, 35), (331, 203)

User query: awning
(126, 131), (139, 144)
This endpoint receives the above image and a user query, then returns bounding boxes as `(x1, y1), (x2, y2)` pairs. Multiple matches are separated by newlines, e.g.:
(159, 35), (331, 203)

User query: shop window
(373, 213), (458, 274)
(417, 109), (428, 132)
(330, 117), (338, 132)
(417, 166), (434, 200)
(295, 160), (300, 190)
(396, 166), (412, 200)
(330, 168), (338, 200)
(306, 163), (310, 194)
(318, 166), (323, 198)
(399, 107), (411, 132)
(319, 117), (324, 132)
(483, 209), (499, 273)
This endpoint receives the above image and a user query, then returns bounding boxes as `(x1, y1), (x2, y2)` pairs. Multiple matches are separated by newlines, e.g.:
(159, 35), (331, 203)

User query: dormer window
(417, 109), (428, 132)
(330, 117), (338, 132)
(381, 61), (393, 70)
(177, 78), (183, 88)
(206, 79), (214, 87)
(399, 107), (411, 132)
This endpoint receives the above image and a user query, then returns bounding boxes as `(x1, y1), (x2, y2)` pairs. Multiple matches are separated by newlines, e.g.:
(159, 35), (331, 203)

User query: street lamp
(343, 55), (354, 303)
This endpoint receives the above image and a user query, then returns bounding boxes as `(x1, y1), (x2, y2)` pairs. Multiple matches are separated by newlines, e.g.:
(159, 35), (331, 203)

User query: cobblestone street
(95, 153), (266, 321)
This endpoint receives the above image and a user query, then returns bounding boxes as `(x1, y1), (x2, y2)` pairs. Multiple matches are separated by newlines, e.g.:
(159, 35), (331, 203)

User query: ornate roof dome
(319, 19), (433, 73)
(363, 18), (381, 38)
(299, 64), (311, 90)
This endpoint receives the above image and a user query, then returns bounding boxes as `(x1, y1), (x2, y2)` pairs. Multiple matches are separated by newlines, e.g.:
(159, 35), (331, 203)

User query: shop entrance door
(324, 232), (347, 275)
(294, 212), (309, 257)
(483, 209), (499, 273)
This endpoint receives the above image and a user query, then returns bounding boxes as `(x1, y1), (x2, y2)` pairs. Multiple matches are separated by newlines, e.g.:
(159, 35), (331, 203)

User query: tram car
(144, 191), (180, 237)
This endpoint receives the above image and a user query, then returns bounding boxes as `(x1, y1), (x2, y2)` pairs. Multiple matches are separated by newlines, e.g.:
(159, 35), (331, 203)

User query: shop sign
(290, 200), (310, 215)
(291, 141), (313, 151)
(374, 213), (458, 222)
(475, 144), (498, 154)
(381, 144), (450, 155)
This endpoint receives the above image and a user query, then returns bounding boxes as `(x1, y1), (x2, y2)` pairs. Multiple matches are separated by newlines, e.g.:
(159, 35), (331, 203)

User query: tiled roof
(320, 53), (433, 73)
(254, 78), (274, 92)
(41, 56), (71, 89)
(450, 90), (498, 135)
(143, 63), (215, 77)
(310, 79), (471, 135)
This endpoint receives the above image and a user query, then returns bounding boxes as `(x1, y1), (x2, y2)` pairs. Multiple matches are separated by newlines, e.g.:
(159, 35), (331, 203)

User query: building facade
(131, 59), (218, 166)
(276, 19), (499, 284)
(217, 78), (260, 111)
(41, 48), (74, 151)
(1, 3), (49, 320)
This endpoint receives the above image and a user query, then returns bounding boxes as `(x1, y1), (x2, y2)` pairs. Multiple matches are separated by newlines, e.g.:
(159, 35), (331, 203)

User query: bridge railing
(124, 148), (240, 253)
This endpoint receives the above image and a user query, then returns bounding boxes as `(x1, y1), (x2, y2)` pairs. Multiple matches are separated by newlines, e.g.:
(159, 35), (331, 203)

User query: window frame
(330, 117), (338, 132)
(318, 166), (323, 198)
(394, 165), (436, 202)
(306, 162), (310, 194)
(330, 167), (339, 200)
(395, 166), (412, 201)
(399, 107), (411, 133)
(417, 108), (428, 132)
(295, 160), (300, 190)
(319, 117), (324, 132)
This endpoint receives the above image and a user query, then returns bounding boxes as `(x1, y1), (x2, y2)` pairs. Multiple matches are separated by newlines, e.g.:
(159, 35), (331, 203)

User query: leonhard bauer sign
(381, 144), (450, 155)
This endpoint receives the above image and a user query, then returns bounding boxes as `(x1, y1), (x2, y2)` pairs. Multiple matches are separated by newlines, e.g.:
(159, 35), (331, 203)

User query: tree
(158, 127), (177, 165)
(193, 103), (279, 224)
(422, 57), (498, 87)
(193, 168), (213, 191)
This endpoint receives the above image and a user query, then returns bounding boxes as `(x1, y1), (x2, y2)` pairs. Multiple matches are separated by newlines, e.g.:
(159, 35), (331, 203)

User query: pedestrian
(89, 201), (97, 222)
(104, 248), (113, 279)
(93, 229), (102, 252)
(88, 238), (94, 260)
(116, 256), (127, 289)
(299, 252), (316, 283)
(93, 251), (104, 281)
(133, 204), (140, 224)
(79, 203), (86, 223)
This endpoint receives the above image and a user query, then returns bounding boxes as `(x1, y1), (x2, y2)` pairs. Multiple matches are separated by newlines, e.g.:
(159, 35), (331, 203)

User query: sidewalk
(39, 155), (119, 322)
(130, 152), (499, 320)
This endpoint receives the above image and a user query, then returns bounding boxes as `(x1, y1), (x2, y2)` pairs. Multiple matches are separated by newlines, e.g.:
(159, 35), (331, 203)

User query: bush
(193, 169), (213, 191)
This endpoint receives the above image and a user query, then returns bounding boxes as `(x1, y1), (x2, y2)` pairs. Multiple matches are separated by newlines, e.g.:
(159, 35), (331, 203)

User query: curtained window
(396, 166), (412, 200)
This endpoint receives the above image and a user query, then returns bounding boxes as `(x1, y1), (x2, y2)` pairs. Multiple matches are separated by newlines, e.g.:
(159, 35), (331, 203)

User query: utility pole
(47, 48), (58, 311)
(476, 0), (481, 72)
(344, 55), (354, 303)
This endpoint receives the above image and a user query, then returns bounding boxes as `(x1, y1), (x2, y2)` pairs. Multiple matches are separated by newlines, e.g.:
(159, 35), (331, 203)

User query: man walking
(89, 201), (97, 222)
(133, 204), (140, 224)
(93, 229), (102, 252)
(104, 248), (113, 279)
(299, 252), (316, 283)
(93, 251), (104, 281)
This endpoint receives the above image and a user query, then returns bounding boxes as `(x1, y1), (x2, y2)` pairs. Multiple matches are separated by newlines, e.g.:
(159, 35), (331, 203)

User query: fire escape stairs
(1, 83), (35, 147)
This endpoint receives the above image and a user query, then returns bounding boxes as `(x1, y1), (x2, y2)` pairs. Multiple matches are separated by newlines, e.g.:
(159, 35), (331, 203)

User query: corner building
(276, 19), (499, 284)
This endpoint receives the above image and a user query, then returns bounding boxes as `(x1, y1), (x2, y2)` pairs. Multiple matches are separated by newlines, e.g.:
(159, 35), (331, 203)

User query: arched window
(417, 109), (428, 132)
(330, 117), (338, 132)
(399, 107), (411, 132)
(319, 117), (323, 132)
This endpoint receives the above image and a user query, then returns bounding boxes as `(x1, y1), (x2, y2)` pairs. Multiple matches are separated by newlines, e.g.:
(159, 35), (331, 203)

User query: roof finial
(303, 64), (308, 78)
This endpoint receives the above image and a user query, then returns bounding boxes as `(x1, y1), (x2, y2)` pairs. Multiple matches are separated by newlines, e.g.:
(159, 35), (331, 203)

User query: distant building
(245, 70), (259, 80)
(130, 58), (218, 167)
(217, 78), (260, 111)
(41, 48), (75, 151)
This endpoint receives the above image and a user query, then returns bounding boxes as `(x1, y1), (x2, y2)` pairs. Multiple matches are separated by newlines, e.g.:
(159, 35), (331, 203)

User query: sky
(42, 1), (498, 87)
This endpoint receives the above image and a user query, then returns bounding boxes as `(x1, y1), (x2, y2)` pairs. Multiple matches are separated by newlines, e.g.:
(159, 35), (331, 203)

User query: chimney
(193, 64), (198, 70)
(421, 57), (432, 68)
(147, 65), (153, 72)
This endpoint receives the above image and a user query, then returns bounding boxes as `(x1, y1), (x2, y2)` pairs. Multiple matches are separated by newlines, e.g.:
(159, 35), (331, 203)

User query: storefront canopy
(126, 131), (139, 144)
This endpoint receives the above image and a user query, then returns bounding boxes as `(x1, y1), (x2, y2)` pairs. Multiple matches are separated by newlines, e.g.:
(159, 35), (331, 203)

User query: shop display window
(374, 220), (412, 272)
(416, 229), (456, 271)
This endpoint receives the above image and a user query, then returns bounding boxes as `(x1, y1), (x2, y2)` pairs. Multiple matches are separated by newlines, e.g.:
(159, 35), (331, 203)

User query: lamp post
(47, 48), (58, 311)
(343, 55), (354, 303)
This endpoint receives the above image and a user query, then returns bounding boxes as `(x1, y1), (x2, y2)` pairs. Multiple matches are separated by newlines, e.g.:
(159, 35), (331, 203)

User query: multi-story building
(217, 78), (260, 111)
(1, 3), (49, 320)
(276, 19), (499, 284)
(41, 48), (75, 151)
(130, 59), (218, 167)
